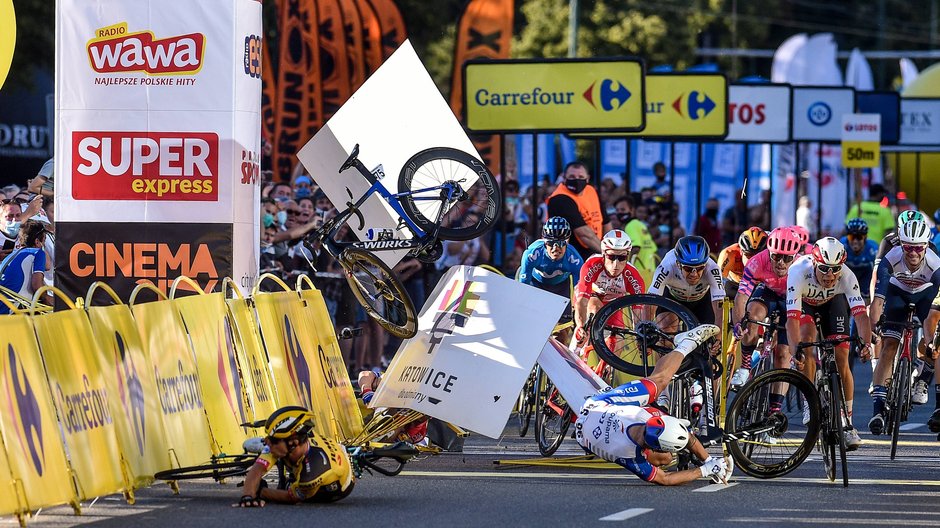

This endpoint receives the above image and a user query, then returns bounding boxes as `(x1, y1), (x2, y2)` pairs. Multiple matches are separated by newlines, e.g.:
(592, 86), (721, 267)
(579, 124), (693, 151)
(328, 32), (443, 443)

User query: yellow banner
(32, 309), (126, 500)
(131, 300), (213, 465)
(226, 298), (279, 419)
(298, 288), (363, 441)
(253, 291), (341, 440)
(842, 140), (881, 168)
(0, 315), (75, 514)
(464, 59), (645, 133)
(574, 73), (728, 139)
(86, 304), (172, 486)
(174, 293), (250, 454)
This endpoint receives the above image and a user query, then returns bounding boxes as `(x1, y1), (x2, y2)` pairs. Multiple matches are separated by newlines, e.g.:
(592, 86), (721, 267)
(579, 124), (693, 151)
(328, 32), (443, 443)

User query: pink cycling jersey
(738, 249), (789, 297)
(576, 255), (646, 303)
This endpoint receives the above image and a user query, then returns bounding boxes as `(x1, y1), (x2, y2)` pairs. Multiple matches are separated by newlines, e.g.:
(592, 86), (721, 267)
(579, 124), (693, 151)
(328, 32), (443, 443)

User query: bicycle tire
(534, 369), (571, 457)
(726, 369), (820, 479)
(154, 456), (255, 481)
(340, 248), (417, 339)
(517, 367), (537, 437)
(890, 357), (910, 460)
(828, 369), (849, 487)
(590, 294), (699, 377)
(817, 374), (835, 482)
(397, 147), (501, 242)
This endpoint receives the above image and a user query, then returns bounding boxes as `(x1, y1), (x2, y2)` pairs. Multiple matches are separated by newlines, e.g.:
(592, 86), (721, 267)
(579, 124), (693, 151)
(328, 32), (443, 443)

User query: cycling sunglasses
(902, 243), (927, 254)
(817, 264), (841, 275)
(769, 252), (795, 263)
(604, 253), (630, 262)
(846, 234), (866, 242)
(544, 240), (567, 249)
(680, 264), (705, 274)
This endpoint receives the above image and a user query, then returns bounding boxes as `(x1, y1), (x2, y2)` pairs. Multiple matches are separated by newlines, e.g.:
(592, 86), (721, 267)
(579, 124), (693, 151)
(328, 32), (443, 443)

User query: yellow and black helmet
(265, 406), (316, 439)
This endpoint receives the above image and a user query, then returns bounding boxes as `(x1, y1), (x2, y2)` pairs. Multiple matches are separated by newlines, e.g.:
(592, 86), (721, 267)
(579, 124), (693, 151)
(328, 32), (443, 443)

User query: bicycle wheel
(534, 369), (571, 457)
(816, 372), (835, 482)
(828, 369), (849, 487)
(340, 248), (417, 339)
(889, 357), (910, 460)
(726, 369), (820, 479)
(517, 367), (538, 437)
(154, 455), (255, 481)
(397, 147), (501, 241)
(590, 294), (699, 377)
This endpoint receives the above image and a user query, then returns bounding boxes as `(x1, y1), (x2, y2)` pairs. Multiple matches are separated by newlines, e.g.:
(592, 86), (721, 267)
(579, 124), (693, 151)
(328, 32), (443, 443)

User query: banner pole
(816, 142), (823, 237)
(624, 139), (631, 195)
(669, 142), (676, 248)
(794, 142), (802, 225)
(532, 133), (539, 241)
(695, 143), (703, 221)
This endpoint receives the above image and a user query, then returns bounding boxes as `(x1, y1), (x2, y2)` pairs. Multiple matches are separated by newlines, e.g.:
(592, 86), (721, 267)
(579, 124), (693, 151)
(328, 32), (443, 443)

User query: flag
(317, 0), (352, 121)
(899, 58), (919, 90)
(367, 0), (406, 59)
(845, 48), (874, 90)
(356, 0), (383, 76)
(302, 0), (324, 141)
(338, 0), (367, 90)
(276, 0), (315, 180)
(261, 32), (277, 147)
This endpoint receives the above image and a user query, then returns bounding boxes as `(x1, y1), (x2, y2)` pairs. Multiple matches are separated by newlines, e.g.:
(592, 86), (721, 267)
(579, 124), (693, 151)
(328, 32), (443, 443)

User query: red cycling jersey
(576, 255), (646, 303)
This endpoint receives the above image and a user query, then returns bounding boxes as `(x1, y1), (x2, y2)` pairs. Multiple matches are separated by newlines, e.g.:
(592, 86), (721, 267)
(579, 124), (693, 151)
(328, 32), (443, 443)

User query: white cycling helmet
(899, 219), (931, 245)
(811, 237), (847, 266)
(644, 414), (691, 453)
(601, 229), (633, 252)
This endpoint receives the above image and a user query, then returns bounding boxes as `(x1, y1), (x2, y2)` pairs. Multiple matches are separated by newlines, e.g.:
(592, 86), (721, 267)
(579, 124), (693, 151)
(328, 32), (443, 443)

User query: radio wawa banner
(55, 0), (261, 300)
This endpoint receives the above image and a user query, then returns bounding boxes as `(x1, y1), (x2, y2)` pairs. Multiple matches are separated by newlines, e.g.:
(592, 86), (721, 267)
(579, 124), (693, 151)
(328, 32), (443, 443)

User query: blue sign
(856, 91), (900, 144)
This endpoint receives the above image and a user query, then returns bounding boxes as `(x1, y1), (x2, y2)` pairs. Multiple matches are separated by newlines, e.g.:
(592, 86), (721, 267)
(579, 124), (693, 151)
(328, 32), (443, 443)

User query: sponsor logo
(0, 123), (50, 159)
(72, 131), (218, 201)
(844, 122), (877, 132)
(243, 35), (262, 79)
(283, 316), (313, 409)
(474, 87), (575, 107)
(593, 426), (602, 439)
(728, 103), (766, 125)
(154, 359), (204, 415)
(427, 278), (481, 355)
(583, 79), (633, 111)
(69, 241), (221, 294)
(5, 345), (45, 476)
(114, 332), (146, 456)
(358, 239), (413, 250)
(241, 149), (260, 185)
(248, 353), (271, 403)
(217, 319), (247, 424)
(672, 91), (716, 120)
(807, 102), (832, 126)
(87, 23), (205, 76)
(54, 376), (114, 435)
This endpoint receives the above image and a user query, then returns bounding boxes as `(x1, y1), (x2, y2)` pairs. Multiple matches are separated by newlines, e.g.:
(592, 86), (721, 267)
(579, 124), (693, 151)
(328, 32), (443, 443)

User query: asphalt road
(11, 363), (940, 528)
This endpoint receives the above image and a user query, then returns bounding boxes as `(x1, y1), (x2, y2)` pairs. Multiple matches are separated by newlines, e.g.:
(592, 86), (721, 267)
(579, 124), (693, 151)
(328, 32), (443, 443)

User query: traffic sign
(463, 58), (645, 133)
(792, 87), (855, 142)
(841, 113), (880, 168)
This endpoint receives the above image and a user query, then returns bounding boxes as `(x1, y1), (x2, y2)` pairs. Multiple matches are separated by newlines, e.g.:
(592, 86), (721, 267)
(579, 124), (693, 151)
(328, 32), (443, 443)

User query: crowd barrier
(0, 273), (361, 526)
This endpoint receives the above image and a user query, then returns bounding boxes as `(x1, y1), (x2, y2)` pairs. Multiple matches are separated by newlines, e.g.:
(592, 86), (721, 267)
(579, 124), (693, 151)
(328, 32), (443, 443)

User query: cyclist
(576, 324), (732, 486)
(840, 218), (878, 305)
(518, 216), (584, 321)
(718, 227), (767, 300)
(785, 237), (873, 450)
(869, 219), (940, 435)
(932, 209), (940, 249)
(792, 225), (812, 254)
(730, 227), (803, 388)
(573, 229), (645, 345)
(648, 236), (724, 326)
(236, 406), (354, 507)
(875, 210), (938, 261)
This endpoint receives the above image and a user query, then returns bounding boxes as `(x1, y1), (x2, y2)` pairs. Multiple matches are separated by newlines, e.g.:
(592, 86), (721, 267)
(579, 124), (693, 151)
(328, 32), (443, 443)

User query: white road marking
(693, 482), (739, 492)
(900, 423), (926, 431)
(599, 508), (653, 521)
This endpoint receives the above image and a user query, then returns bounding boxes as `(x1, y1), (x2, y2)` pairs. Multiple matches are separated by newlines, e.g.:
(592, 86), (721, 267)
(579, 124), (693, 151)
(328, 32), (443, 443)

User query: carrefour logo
(217, 319), (247, 424)
(671, 91), (716, 120)
(808, 102), (832, 126)
(583, 79), (633, 111)
(283, 316), (312, 409)
(4, 345), (45, 476)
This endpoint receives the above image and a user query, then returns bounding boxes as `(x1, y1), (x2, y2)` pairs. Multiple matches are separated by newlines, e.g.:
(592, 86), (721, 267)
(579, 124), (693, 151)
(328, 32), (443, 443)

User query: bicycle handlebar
(796, 335), (861, 351)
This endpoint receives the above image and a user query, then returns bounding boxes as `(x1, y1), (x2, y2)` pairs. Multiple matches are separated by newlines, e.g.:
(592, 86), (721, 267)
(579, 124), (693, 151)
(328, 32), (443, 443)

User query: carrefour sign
(792, 87), (855, 142)
(463, 58), (645, 133)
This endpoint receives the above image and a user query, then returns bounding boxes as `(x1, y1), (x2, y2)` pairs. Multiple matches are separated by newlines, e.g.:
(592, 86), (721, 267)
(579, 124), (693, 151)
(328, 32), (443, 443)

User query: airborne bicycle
(303, 144), (500, 339)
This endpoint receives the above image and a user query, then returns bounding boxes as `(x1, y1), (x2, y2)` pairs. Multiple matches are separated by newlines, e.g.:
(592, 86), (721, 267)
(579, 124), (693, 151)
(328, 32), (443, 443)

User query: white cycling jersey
(575, 398), (660, 482)
(785, 255), (866, 317)
(648, 250), (723, 303)
(873, 245), (940, 298)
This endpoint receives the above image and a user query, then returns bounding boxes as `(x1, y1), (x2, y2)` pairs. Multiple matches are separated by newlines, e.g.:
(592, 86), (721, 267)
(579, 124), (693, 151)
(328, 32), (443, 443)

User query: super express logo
(87, 23), (205, 75)
(474, 78), (632, 111)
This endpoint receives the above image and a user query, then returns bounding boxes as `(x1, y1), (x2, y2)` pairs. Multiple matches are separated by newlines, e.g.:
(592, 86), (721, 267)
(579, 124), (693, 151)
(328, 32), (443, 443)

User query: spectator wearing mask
(546, 161), (611, 258)
(293, 175), (314, 199)
(1, 196), (42, 260)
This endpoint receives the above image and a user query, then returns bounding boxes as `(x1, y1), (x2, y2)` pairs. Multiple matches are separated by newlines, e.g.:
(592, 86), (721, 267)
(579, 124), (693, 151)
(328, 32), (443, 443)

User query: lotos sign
(726, 84), (792, 143)
(841, 113), (881, 168)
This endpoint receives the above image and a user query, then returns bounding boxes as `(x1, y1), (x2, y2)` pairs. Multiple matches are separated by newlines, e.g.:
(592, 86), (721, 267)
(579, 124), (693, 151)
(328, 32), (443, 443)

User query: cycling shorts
(882, 283), (937, 342)
(659, 289), (716, 325)
(723, 279), (740, 302)
(746, 284), (788, 346)
(801, 295), (850, 339)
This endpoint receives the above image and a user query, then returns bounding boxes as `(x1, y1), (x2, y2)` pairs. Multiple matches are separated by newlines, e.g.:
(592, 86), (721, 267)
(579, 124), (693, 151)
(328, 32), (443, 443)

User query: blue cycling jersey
(518, 240), (583, 286)
(839, 236), (877, 297)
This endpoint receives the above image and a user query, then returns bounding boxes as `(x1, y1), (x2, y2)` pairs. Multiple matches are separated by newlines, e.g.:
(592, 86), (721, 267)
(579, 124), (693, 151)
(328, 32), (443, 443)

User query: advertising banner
(856, 91), (900, 144)
(226, 297), (280, 417)
(55, 222), (232, 300)
(791, 87), (855, 142)
(899, 98), (940, 147)
(536, 338), (611, 408)
(370, 266), (566, 438)
(55, 0), (261, 299)
(841, 113), (881, 168)
(726, 84), (792, 143)
(464, 59), (645, 133)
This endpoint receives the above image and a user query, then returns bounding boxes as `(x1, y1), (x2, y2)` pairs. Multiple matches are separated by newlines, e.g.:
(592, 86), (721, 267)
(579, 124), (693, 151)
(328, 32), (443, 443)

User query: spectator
(270, 182), (293, 204)
(846, 183), (894, 242)
(546, 161), (611, 258)
(796, 196), (816, 239)
(694, 198), (722, 253)
(747, 189), (772, 231)
(292, 175), (314, 199)
(721, 190), (748, 246)
(613, 195), (658, 285)
(0, 221), (47, 313)
(313, 189), (334, 216)
(27, 158), (54, 198)
(1, 196), (42, 260)
(652, 162), (669, 196)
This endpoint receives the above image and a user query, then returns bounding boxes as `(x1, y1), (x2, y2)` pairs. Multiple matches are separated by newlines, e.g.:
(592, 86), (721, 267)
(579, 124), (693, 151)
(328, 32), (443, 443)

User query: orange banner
(451, 0), (513, 177)
(356, 0), (383, 76)
(276, 0), (316, 180)
(338, 0), (366, 90)
(368, 0), (406, 59)
(261, 31), (277, 147)
(317, 0), (352, 121)
(303, 0), (324, 141)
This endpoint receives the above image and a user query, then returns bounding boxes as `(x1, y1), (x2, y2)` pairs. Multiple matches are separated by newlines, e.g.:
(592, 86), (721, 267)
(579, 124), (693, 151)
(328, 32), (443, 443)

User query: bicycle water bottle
(689, 381), (703, 415)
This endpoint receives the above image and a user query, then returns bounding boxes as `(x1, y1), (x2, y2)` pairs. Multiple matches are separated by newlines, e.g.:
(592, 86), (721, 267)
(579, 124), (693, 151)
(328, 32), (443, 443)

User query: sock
(769, 393), (784, 413)
(846, 399), (853, 425)
(917, 361), (935, 384)
(871, 385), (887, 415)
(741, 344), (755, 369)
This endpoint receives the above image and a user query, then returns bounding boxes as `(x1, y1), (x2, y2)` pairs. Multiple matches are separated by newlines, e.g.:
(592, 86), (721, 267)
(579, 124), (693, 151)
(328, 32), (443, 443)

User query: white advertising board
(726, 84), (792, 143)
(370, 266), (566, 438)
(899, 98), (940, 147)
(791, 87), (855, 142)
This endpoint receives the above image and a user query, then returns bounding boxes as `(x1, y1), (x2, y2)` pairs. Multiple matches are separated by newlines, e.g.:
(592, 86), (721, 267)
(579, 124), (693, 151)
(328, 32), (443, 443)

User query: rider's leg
(800, 318), (817, 382)
(646, 324), (721, 394)
(741, 300), (768, 370)
(871, 337), (900, 416)
(835, 343), (854, 423)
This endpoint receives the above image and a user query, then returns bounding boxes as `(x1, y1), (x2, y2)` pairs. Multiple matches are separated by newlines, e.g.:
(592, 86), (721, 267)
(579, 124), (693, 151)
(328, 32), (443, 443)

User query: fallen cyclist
(235, 406), (355, 508)
(575, 324), (732, 486)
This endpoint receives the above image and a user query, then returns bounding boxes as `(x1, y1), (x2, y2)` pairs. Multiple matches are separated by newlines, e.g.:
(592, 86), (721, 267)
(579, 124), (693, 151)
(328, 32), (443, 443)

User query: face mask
(263, 213), (275, 228)
(276, 210), (288, 225)
(2, 221), (21, 238)
(295, 187), (311, 199)
(617, 212), (632, 223)
(706, 208), (718, 219)
(565, 179), (587, 194)
(506, 197), (519, 208)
